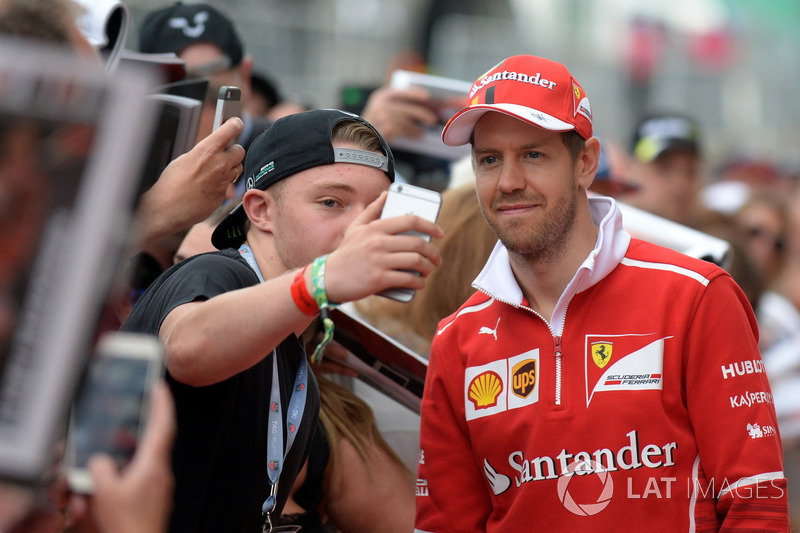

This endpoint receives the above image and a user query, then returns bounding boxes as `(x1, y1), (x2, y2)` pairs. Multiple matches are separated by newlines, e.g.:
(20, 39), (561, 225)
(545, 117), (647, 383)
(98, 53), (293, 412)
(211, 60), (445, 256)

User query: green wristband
(309, 255), (336, 363)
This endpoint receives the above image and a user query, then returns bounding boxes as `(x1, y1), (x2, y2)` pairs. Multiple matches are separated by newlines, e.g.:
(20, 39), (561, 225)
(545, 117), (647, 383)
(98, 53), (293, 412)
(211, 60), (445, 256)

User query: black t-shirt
(121, 249), (320, 533)
(277, 422), (332, 531)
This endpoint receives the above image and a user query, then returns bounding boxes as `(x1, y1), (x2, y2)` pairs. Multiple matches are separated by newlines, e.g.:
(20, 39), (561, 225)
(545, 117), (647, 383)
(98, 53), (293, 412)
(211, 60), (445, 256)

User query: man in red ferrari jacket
(415, 54), (789, 532)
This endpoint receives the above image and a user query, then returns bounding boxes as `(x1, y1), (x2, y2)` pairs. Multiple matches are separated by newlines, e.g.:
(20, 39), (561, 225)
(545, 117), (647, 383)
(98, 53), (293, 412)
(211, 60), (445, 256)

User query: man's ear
(242, 189), (274, 233)
(578, 136), (600, 189)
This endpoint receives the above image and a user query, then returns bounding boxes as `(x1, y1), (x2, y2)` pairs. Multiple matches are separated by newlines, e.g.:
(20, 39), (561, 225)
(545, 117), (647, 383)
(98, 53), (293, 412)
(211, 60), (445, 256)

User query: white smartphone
(379, 182), (442, 302)
(212, 85), (241, 137)
(63, 331), (164, 494)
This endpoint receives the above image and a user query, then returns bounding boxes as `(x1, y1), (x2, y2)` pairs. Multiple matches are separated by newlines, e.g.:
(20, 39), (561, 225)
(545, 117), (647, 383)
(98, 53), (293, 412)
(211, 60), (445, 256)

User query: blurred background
(122, 0), (800, 179)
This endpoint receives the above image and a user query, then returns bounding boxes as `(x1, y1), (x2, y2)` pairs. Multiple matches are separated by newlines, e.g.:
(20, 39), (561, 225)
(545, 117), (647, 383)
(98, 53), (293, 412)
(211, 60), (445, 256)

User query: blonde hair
(0, 0), (81, 44)
(315, 373), (412, 483)
(331, 119), (385, 155)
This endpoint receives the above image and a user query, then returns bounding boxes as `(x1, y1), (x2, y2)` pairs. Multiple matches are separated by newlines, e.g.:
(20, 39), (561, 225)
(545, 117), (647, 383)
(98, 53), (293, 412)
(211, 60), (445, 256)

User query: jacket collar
(472, 196), (631, 325)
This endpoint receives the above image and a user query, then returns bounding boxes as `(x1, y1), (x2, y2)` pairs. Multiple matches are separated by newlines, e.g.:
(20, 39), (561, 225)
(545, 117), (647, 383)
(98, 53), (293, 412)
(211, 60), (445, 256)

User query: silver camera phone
(63, 331), (164, 494)
(378, 182), (442, 302)
(212, 85), (241, 144)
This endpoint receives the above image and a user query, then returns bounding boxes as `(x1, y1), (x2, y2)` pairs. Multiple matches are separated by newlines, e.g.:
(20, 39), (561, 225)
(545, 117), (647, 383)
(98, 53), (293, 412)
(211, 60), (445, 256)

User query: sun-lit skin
(470, 112), (600, 318)
(472, 113), (598, 263)
(243, 142), (391, 281)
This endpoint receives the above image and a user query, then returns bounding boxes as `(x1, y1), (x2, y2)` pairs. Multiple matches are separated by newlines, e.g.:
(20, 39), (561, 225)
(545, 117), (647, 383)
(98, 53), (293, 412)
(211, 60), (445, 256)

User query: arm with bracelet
(120, 109), (442, 532)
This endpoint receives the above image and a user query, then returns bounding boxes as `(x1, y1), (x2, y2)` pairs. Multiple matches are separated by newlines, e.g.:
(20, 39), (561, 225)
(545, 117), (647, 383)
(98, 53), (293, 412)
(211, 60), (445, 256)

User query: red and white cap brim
(442, 103), (576, 147)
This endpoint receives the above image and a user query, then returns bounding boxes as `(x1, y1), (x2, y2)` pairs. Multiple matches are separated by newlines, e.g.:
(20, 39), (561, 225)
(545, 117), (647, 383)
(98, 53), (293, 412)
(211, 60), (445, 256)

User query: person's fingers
(373, 85), (432, 106)
(395, 85), (433, 102)
(67, 493), (89, 523)
(350, 191), (388, 227)
(88, 454), (120, 493)
(361, 86), (437, 137)
(48, 475), (71, 510)
(193, 117), (244, 155)
(386, 248), (441, 277)
(390, 99), (439, 128)
(0, 484), (34, 531)
(375, 214), (445, 243)
(230, 163), (244, 185)
(224, 142), (246, 165)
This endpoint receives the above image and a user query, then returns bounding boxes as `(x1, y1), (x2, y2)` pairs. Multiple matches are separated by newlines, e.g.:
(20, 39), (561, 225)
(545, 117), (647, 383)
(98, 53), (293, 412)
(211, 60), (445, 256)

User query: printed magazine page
(388, 69), (472, 161)
(0, 38), (159, 484)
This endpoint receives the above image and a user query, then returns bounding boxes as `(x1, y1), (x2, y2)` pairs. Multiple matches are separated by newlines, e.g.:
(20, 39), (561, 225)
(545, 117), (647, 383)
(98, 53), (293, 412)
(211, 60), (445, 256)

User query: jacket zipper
(554, 335), (563, 406)
(474, 288), (570, 407)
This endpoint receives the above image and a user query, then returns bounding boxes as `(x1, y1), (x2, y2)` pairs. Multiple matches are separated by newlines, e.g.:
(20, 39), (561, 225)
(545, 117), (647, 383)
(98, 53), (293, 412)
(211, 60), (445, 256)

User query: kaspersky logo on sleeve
(465, 350), (539, 421)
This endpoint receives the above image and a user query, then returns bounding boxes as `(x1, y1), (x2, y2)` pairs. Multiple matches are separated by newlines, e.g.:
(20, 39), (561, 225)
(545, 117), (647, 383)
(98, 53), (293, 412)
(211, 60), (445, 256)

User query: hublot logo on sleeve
(721, 359), (765, 379)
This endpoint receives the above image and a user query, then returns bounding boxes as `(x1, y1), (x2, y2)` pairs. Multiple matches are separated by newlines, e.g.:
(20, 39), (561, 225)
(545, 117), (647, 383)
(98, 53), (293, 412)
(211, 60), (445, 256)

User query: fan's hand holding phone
(379, 182), (442, 302)
(213, 85), (241, 146)
(64, 332), (164, 494)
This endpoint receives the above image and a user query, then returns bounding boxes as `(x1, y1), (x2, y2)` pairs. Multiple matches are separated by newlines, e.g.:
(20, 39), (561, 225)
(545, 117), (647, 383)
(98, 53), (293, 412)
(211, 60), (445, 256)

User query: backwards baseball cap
(631, 114), (700, 164)
(211, 109), (395, 250)
(442, 55), (593, 146)
(139, 2), (244, 69)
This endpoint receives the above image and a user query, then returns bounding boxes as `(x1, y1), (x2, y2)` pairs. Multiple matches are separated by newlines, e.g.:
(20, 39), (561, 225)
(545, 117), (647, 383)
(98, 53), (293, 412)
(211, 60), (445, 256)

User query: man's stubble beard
(480, 185), (579, 265)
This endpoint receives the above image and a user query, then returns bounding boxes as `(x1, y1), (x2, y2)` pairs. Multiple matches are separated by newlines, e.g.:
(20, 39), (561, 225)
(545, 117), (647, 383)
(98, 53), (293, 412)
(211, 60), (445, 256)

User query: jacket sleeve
(415, 335), (493, 532)
(684, 272), (790, 531)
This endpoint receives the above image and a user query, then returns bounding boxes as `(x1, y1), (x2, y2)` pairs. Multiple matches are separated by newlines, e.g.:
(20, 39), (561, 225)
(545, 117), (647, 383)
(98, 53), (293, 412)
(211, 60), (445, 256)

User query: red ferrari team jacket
(415, 197), (789, 532)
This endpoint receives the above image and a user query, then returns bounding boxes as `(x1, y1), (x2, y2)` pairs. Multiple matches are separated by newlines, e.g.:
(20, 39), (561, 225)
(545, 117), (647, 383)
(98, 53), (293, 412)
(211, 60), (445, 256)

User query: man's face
(624, 149), (701, 223)
(173, 221), (215, 264)
(472, 113), (582, 258)
(734, 199), (785, 279)
(266, 143), (390, 270)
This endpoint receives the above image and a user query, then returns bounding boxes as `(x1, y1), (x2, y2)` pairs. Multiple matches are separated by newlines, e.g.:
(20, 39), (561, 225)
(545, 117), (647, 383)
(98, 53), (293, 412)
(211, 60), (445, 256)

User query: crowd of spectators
(1, 0), (800, 531)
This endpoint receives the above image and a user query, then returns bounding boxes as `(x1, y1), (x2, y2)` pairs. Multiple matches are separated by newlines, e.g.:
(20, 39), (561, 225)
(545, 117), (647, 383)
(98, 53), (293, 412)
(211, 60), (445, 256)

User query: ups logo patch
(511, 359), (537, 398)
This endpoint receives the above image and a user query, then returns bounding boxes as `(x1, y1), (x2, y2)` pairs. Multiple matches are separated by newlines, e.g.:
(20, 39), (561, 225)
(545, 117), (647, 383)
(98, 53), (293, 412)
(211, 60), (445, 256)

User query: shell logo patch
(592, 342), (613, 369)
(465, 350), (539, 421)
(468, 371), (503, 409)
